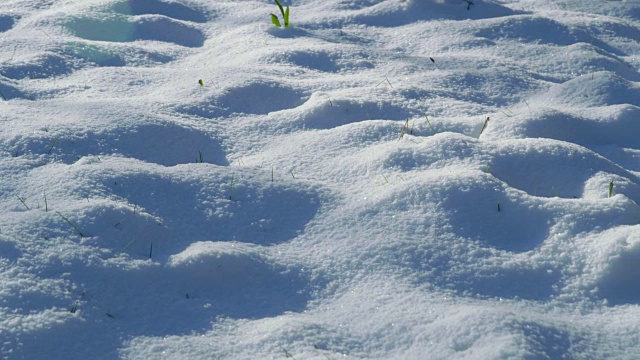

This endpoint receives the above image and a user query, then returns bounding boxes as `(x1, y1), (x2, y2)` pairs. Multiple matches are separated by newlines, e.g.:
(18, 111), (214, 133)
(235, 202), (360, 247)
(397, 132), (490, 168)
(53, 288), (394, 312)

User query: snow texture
(1, 0), (640, 359)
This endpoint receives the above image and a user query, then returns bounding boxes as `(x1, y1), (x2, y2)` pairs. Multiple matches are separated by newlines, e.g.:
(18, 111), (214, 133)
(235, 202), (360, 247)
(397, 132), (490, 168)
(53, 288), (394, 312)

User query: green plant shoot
(424, 115), (436, 135)
(48, 137), (59, 154)
(17, 195), (30, 210)
(271, 0), (290, 28)
(479, 116), (490, 138)
(609, 181), (614, 198)
(271, 14), (281, 28)
(56, 211), (84, 237)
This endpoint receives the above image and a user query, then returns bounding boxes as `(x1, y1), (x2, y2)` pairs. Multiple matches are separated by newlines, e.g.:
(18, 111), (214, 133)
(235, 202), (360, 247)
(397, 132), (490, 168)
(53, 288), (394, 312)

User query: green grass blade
(17, 195), (30, 210)
(116, 238), (136, 257)
(479, 116), (490, 138)
(424, 115), (436, 135)
(284, 6), (290, 28)
(271, 13), (281, 27)
(274, 0), (285, 18)
(56, 211), (85, 237)
(48, 137), (59, 154)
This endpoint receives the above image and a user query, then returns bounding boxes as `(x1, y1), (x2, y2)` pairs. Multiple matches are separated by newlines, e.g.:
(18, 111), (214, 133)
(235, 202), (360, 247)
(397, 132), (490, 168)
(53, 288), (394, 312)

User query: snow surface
(1, 0), (640, 358)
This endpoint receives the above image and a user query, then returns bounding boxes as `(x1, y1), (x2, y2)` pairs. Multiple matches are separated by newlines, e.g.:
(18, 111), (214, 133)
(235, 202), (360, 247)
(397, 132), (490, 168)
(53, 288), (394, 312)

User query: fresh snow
(1, 0), (640, 359)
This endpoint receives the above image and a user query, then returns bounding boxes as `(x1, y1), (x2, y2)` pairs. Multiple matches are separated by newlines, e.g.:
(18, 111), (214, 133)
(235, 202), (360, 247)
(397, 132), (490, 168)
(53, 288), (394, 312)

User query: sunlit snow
(1, 0), (639, 359)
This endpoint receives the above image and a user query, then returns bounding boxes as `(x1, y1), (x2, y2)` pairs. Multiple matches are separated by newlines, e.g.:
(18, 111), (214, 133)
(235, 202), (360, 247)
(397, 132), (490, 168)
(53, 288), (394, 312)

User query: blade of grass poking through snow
(116, 238), (136, 257)
(281, 346), (297, 360)
(229, 175), (234, 200)
(56, 211), (84, 237)
(429, 57), (440, 70)
(284, 5), (290, 28)
(274, 0), (285, 24)
(270, 13), (281, 27)
(271, 0), (290, 28)
(375, 77), (393, 88)
(327, 97), (333, 107)
(398, 119), (409, 140)
(47, 137), (59, 154)
(424, 115), (436, 135)
(500, 108), (514, 117)
(609, 181), (614, 198)
(479, 116), (490, 138)
(44, 191), (48, 212)
(0, 89), (6, 101)
(17, 195), (30, 210)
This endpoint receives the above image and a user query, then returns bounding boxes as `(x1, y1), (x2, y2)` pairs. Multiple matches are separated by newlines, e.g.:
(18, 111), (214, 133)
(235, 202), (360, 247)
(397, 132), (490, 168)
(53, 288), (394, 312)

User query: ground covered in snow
(1, 0), (640, 358)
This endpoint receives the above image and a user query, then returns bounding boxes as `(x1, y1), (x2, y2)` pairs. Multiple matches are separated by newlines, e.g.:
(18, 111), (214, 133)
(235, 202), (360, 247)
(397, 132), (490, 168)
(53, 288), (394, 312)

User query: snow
(1, 0), (639, 358)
